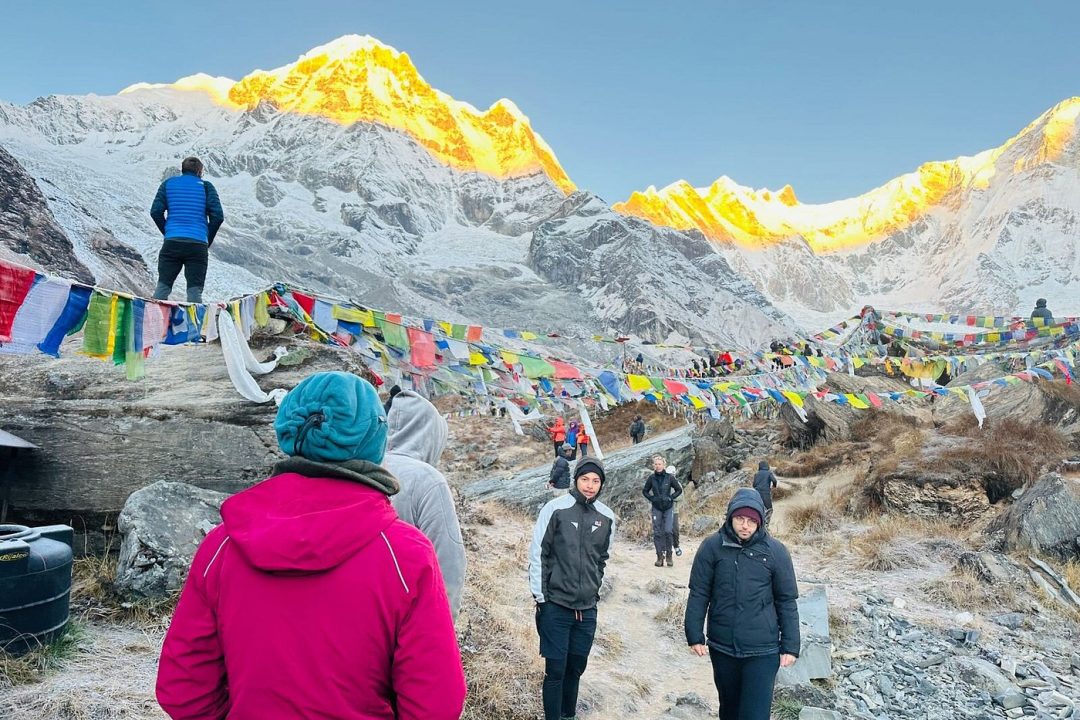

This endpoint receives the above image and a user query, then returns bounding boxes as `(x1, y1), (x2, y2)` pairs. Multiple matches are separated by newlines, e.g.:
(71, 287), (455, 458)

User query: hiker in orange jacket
(548, 417), (567, 456)
(577, 426), (591, 457)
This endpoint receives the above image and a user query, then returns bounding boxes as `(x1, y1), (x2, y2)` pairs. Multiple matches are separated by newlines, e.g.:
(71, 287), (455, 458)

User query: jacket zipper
(732, 550), (741, 655)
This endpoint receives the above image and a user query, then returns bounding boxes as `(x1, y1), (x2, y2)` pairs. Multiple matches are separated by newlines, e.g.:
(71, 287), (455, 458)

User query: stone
(995, 688), (1028, 710)
(463, 427), (695, 515)
(893, 597), (907, 609)
(799, 709), (843, 720)
(992, 613), (1026, 630)
(691, 516), (718, 535)
(955, 611), (975, 626)
(988, 473), (1080, 561)
(115, 480), (228, 599)
(959, 551), (1028, 586)
(776, 585), (833, 687)
(949, 657), (1017, 697)
(690, 419), (738, 479)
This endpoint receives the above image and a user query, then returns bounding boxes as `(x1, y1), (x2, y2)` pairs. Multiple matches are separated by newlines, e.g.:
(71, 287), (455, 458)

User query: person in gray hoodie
(384, 389), (466, 618)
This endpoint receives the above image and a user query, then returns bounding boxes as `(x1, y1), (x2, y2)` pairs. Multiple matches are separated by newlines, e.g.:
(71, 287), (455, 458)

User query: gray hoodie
(384, 390), (466, 618)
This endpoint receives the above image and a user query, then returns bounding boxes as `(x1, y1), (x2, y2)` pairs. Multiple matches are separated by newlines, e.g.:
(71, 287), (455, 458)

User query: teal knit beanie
(275, 371), (387, 464)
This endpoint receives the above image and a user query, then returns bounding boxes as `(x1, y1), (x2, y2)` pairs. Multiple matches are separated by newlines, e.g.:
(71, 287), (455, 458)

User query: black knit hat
(574, 457), (606, 486)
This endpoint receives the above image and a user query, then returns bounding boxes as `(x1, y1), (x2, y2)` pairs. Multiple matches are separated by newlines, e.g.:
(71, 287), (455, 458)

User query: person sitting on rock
(530, 457), (616, 720)
(643, 455), (683, 567)
(1030, 298), (1054, 326)
(685, 488), (800, 720)
(548, 444), (574, 494)
(156, 371), (465, 720)
(629, 415), (646, 444)
(752, 460), (779, 526)
(384, 389), (467, 619)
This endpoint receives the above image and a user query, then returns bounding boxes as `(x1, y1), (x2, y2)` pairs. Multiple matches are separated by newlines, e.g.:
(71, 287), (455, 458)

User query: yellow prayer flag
(689, 395), (706, 409)
(852, 357), (865, 369)
(255, 292), (270, 327)
(521, 331), (538, 341)
(438, 321), (453, 336)
(627, 374), (653, 393)
(500, 350), (520, 365)
(333, 306), (376, 327)
(469, 350), (488, 366)
(781, 390), (804, 407)
(844, 393), (869, 409)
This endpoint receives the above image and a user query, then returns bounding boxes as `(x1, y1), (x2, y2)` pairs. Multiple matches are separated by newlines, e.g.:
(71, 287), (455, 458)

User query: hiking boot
(654, 554), (664, 567)
(675, 547), (683, 557)
(665, 551), (673, 567)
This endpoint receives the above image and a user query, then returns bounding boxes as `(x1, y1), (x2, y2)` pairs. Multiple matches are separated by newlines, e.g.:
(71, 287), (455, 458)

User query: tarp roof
(0, 430), (36, 449)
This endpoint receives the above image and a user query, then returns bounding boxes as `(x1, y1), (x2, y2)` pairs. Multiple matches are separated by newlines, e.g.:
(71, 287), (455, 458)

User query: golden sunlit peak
(122, 35), (575, 193)
(615, 97), (1080, 254)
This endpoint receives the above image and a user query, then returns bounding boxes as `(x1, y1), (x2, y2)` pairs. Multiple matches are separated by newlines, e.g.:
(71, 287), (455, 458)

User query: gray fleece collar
(273, 457), (400, 496)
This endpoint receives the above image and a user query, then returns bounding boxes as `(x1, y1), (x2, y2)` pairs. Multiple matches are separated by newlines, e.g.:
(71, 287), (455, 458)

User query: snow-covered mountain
(0, 35), (791, 348)
(615, 98), (1080, 326)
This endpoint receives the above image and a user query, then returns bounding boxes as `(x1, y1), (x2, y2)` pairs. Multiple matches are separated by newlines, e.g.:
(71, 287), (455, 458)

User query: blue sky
(2, 1), (1077, 203)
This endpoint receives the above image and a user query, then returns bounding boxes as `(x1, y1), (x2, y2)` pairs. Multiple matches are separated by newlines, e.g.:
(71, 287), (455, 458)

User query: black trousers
(155, 239), (208, 303)
(536, 603), (596, 720)
(709, 649), (780, 720)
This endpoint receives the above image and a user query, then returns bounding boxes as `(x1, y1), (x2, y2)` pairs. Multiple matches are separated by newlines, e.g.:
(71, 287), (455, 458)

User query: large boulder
(462, 427), (694, 516)
(987, 473), (1080, 561)
(934, 362), (1080, 437)
(690, 419), (737, 483)
(115, 481), (228, 599)
(870, 468), (991, 521)
(781, 373), (928, 448)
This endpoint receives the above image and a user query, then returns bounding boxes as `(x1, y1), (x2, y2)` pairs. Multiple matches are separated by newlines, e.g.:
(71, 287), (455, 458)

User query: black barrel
(0, 523), (74, 654)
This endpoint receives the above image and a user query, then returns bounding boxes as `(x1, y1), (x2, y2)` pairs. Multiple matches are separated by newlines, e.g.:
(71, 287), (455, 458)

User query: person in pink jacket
(156, 371), (466, 720)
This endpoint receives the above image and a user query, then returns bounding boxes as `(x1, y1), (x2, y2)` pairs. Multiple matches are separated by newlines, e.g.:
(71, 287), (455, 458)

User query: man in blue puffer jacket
(150, 157), (225, 303)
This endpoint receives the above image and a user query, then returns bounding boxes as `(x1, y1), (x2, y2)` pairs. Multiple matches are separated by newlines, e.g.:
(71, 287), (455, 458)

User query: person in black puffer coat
(547, 444), (573, 493)
(684, 488), (801, 720)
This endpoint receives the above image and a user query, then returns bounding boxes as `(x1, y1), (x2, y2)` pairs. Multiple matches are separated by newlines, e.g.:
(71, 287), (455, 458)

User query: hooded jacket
(684, 488), (800, 658)
(529, 459), (616, 611)
(1031, 299), (1054, 325)
(383, 390), (466, 619)
(643, 470), (682, 511)
(629, 418), (645, 439)
(548, 418), (566, 443)
(549, 454), (571, 489)
(752, 461), (778, 506)
(156, 460), (466, 720)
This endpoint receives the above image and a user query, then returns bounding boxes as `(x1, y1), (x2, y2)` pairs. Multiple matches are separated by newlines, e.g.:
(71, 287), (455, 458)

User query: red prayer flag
(663, 379), (689, 395)
(550, 360), (582, 380)
(290, 291), (315, 317)
(0, 262), (38, 342)
(407, 327), (437, 368)
(466, 325), (483, 342)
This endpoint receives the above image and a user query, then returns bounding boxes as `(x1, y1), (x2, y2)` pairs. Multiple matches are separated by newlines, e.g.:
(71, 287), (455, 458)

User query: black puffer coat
(684, 488), (801, 657)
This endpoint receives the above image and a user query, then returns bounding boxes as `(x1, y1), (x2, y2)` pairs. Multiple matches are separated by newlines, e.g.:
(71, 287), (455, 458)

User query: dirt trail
(769, 465), (861, 535)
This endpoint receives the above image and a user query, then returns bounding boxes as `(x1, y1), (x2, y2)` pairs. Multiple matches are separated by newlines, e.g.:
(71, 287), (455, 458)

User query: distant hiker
(383, 384), (402, 413)
(566, 421), (580, 459)
(667, 464), (683, 557)
(384, 389), (467, 619)
(1031, 298), (1054, 326)
(548, 444), (574, 494)
(752, 460), (779, 526)
(578, 424), (591, 457)
(150, 156), (224, 304)
(630, 415), (646, 444)
(530, 457), (615, 720)
(643, 455), (683, 567)
(685, 488), (800, 720)
(548, 417), (567, 456)
(156, 371), (465, 720)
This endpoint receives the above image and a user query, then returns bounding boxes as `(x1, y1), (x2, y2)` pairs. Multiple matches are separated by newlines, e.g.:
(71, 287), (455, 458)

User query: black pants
(155, 239), (208, 303)
(536, 603), (596, 720)
(672, 509), (681, 549)
(552, 440), (562, 456)
(709, 650), (780, 720)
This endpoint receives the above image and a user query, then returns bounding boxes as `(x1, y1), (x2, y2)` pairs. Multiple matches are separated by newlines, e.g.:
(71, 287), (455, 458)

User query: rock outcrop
(115, 481), (227, 599)
(988, 473), (1080, 561)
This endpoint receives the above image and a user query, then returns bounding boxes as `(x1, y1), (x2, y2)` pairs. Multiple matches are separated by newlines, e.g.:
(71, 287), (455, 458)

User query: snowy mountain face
(616, 99), (1080, 326)
(0, 35), (792, 349)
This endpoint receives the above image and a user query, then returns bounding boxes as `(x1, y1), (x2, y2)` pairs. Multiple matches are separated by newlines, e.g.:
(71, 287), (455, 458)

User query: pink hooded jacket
(156, 468), (466, 720)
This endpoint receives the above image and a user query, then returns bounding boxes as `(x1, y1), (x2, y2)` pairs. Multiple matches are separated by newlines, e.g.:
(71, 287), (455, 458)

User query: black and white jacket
(529, 488), (616, 610)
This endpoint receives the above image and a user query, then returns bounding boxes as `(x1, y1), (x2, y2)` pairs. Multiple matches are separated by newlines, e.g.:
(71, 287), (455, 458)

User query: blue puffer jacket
(150, 171), (225, 243)
(684, 488), (801, 657)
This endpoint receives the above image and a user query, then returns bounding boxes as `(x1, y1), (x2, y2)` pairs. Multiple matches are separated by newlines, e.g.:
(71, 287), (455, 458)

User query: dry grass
(1064, 561), (1080, 596)
(653, 596), (688, 641)
(771, 443), (852, 478)
(850, 515), (968, 572)
(921, 568), (1018, 611)
(458, 505), (544, 720)
(785, 497), (842, 537)
(935, 418), (1069, 501)
(69, 556), (175, 632)
(828, 607), (856, 646)
(0, 622), (85, 687)
(850, 410), (922, 443)
(645, 578), (672, 596)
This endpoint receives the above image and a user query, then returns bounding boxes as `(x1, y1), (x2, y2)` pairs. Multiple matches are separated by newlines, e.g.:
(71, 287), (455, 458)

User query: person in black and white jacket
(529, 457), (616, 720)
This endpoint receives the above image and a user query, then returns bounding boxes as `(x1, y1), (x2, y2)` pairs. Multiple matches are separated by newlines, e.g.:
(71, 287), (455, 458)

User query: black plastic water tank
(0, 523), (74, 654)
